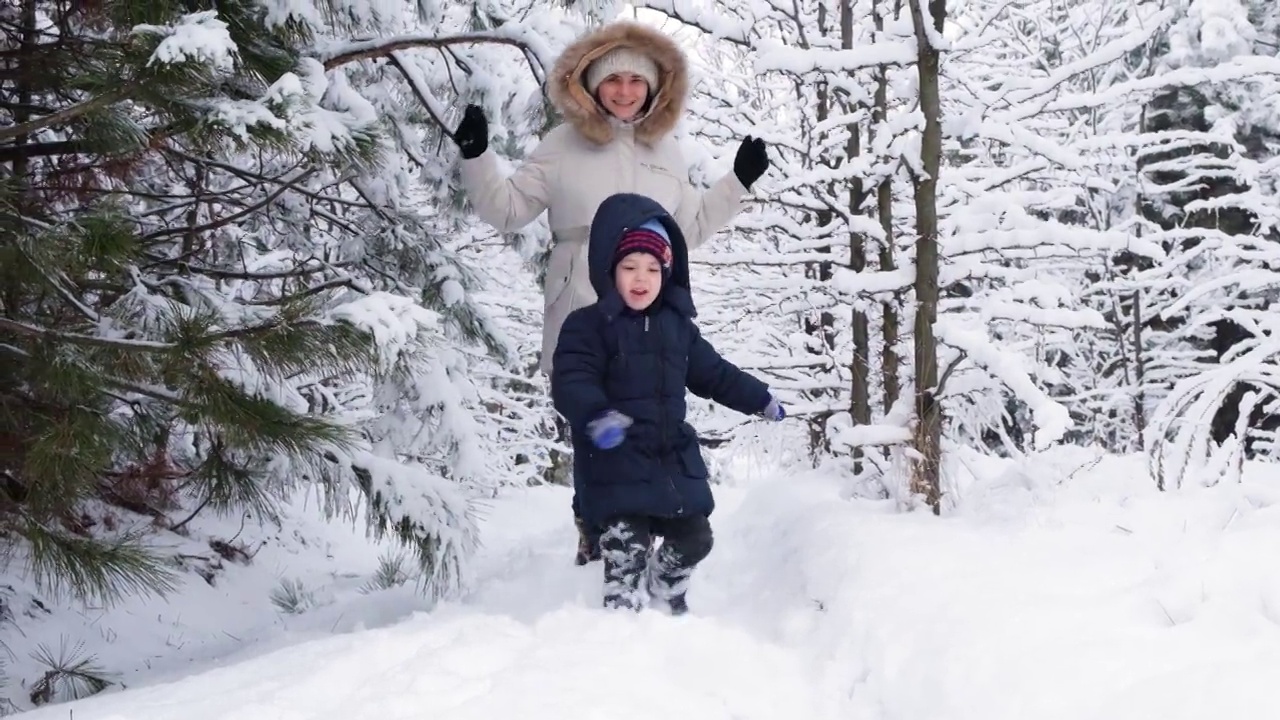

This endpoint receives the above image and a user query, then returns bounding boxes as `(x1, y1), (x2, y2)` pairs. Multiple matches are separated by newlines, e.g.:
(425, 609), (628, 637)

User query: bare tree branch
(320, 32), (536, 71)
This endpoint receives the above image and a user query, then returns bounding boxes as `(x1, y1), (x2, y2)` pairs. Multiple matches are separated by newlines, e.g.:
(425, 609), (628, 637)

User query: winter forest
(3, 0), (1280, 716)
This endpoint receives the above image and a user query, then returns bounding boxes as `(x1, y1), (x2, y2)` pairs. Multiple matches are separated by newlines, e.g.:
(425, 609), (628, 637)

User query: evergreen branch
(98, 376), (182, 404)
(16, 519), (177, 605)
(16, 247), (101, 321)
(0, 139), (88, 164)
(0, 118), (184, 164)
(187, 372), (355, 456)
(348, 177), (393, 222)
(336, 451), (478, 601)
(245, 275), (369, 306)
(320, 32), (535, 70)
(387, 53), (447, 131)
(2, 335), (317, 429)
(360, 257), (415, 294)
(159, 148), (316, 193)
(0, 85), (135, 143)
(359, 551), (412, 594)
(177, 440), (282, 521)
(28, 638), (116, 706)
(139, 168), (317, 243)
(0, 317), (173, 351)
(309, 207), (364, 237)
(167, 493), (211, 532)
(20, 402), (121, 515)
(153, 148), (374, 228)
(0, 341), (179, 409)
(209, 317), (326, 341)
(137, 255), (336, 279)
(229, 314), (375, 381)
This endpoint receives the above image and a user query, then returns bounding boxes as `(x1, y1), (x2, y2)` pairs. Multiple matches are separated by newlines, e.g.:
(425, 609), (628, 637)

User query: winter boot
(644, 516), (713, 616)
(574, 515), (601, 566)
(599, 519), (649, 611)
(666, 593), (689, 616)
(645, 559), (690, 616)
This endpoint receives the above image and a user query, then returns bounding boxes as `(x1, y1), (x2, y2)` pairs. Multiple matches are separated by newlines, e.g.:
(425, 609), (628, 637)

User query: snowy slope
(0, 491), (425, 711)
(11, 447), (1280, 719)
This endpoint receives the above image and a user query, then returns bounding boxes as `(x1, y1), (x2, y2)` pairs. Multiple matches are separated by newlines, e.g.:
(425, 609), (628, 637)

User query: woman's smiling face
(596, 73), (650, 121)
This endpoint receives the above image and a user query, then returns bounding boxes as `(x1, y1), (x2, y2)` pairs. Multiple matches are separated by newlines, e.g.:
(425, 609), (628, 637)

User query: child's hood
(587, 193), (694, 320)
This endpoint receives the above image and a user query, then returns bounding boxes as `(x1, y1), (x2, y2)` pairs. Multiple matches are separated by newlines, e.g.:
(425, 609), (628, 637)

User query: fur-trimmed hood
(548, 21), (689, 147)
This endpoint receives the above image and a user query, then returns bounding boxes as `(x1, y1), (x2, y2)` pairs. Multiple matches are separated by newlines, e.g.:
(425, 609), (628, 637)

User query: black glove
(453, 104), (488, 160)
(733, 135), (769, 189)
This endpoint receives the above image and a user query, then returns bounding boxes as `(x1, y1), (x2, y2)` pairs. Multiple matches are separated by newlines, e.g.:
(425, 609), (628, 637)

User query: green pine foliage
(0, 0), (493, 605)
(0, 0), (371, 605)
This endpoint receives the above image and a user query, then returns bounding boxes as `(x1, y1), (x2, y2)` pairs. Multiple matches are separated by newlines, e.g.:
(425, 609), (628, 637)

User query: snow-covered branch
(754, 42), (916, 75)
(320, 31), (542, 70)
(936, 319), (1073, 450)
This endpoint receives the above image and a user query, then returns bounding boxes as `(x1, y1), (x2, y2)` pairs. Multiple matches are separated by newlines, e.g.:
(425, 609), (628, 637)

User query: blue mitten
(762, 396), (786, 422)
(587, 410), (633, 449)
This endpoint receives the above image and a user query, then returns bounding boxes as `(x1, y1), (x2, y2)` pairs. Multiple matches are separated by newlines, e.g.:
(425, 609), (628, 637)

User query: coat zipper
(648, 313), (681, 514)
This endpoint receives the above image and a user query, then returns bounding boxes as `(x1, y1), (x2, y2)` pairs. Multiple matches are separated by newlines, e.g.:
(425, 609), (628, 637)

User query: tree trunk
(844, 0), (871, 471)
(803, 4), (838, 459)
(1129, 108), (1149, 448)
(908, 0), (946, 514)
(874, 0), (902, 417)
(11, 0), (36, 188)
(1130, 288), (1146, 445)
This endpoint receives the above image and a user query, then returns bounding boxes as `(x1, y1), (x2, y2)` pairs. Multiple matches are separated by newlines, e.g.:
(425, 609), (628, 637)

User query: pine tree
(0, 0), (388, 603)
(0, 0), (550, 604)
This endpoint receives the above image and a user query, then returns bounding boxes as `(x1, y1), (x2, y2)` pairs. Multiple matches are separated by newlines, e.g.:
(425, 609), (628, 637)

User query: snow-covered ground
(0, 492), (428, 712)
(8, 446), (1280, 719)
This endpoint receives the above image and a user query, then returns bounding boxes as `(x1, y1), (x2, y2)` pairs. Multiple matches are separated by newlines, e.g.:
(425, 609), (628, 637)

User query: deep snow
(8, 446), (1280, 719)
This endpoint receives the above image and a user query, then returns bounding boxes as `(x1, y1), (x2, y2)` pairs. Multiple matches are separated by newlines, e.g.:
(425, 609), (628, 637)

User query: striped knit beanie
(613, 219), (673, 274)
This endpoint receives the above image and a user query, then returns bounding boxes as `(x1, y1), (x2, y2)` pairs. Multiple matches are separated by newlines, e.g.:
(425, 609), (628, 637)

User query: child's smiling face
(614, 251), (662, 311)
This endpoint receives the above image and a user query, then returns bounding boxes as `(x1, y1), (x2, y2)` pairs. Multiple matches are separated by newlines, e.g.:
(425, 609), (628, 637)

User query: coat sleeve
(550, 309), (612, 432)
(685, 322), (772, 416)
(458, 135), (559, 233)
(671, 142), (749, 251)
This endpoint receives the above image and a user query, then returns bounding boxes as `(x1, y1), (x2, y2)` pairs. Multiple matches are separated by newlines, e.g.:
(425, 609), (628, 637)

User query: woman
(450, 20), (770, 564)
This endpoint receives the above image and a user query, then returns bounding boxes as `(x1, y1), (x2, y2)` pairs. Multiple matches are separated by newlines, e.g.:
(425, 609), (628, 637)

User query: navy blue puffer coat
(551, 193), (772, 527)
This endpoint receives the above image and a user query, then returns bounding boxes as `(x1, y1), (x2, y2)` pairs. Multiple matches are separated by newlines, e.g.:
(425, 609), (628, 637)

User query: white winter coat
(458, 21), (748, 374)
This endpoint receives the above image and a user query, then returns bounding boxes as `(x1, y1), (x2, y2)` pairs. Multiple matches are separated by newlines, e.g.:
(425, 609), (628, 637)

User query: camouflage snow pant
(598, 515), (714, 615)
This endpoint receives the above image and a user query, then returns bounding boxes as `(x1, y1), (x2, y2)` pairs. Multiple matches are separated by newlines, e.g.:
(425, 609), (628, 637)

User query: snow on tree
(639, 0), (1093, 506)
(632, 0), (1280, 503)
(954, 0), (1280, 484)
(0, 0), (579, 603)
(629, 1), (921, 491)
(4, 0), (1275, 629)
(1139, 0), (1280, 488)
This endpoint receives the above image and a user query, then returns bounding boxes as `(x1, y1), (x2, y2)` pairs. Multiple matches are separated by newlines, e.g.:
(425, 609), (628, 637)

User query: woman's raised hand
(733, 135), (769, 189)
(453, 104), (489, 160)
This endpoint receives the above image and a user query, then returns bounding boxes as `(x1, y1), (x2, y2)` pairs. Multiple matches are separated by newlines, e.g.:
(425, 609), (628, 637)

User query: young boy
(550, 192), (786, 615)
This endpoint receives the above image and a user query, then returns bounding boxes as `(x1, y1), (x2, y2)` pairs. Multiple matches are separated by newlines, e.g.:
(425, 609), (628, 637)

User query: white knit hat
(585, 47), (660, 93)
